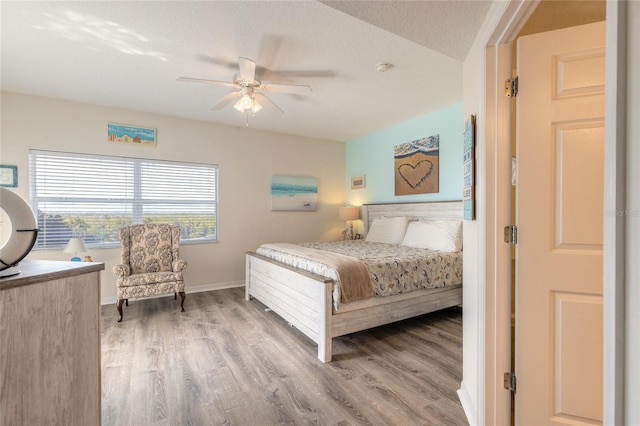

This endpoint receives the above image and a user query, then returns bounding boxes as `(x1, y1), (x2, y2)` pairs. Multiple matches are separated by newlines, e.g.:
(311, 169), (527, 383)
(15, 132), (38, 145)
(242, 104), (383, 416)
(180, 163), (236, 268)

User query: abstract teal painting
(271, 175), (317, 211)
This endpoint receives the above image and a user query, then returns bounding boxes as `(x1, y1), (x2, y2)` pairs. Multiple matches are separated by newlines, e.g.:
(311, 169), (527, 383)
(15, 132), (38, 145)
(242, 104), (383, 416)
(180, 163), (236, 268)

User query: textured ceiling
(0, 1), (492, 142)
(320, 1), (487, 61)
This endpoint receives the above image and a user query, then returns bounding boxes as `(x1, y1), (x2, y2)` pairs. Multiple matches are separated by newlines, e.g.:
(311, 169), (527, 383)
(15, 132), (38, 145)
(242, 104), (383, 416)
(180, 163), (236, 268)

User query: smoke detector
(375, 62), (393, 73)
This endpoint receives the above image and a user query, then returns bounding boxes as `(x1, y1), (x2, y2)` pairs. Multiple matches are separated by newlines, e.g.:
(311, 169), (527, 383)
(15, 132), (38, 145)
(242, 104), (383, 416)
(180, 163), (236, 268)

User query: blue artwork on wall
(108, 123), (156, 146)
(463, 115), (476, 220)
(271, 175), (317, 211)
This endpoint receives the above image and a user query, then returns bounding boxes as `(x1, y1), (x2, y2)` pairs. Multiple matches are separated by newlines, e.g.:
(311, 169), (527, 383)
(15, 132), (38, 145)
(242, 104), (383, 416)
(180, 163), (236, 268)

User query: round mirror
(0, 187), (38, 277)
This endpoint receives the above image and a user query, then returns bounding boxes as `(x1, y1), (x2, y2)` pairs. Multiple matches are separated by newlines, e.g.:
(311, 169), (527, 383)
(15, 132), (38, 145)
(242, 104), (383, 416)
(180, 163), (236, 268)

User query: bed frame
(245, 200), (463, 362)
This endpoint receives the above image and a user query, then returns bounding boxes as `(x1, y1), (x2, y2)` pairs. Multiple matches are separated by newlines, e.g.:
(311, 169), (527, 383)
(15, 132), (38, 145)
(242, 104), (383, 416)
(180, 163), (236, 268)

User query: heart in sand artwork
(394, 134), (439, 195)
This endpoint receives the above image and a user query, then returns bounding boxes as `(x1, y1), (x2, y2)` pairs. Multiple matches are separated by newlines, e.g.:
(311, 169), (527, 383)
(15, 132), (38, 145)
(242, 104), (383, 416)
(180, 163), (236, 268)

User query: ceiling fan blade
(238, 57), (256, 82)
(261, 69), (336, 80)
(195, 55), (238, 71)
(255, 93), (284, 114)
(211, 92), (241, 111)
(177, 77), (237, 88)
(260, 83), (312, 94)
(256, 35), (284, 72)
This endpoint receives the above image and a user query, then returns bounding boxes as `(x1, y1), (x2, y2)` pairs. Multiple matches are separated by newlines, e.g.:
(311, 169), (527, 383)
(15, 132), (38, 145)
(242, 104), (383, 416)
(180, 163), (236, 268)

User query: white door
(516, 21), (605, 425)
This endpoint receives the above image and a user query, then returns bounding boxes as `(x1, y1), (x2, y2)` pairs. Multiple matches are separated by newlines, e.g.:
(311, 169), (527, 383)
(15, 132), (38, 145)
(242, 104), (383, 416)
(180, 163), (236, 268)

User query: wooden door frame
(477, 1), (626, 424)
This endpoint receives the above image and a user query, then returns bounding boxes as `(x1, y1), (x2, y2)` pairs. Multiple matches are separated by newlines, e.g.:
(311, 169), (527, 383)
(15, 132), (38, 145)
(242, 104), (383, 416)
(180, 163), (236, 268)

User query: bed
(245, 201), (463, 362)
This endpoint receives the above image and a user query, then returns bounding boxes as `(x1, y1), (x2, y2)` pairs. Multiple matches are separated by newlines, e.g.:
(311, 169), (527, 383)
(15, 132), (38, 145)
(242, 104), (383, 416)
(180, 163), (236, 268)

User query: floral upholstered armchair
(113, 224), (187, 322)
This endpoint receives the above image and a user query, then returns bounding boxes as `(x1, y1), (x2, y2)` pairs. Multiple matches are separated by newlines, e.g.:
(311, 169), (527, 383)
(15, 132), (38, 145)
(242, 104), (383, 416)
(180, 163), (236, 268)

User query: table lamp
(64, 237), (87, 261)
(339, 206), (360, 240)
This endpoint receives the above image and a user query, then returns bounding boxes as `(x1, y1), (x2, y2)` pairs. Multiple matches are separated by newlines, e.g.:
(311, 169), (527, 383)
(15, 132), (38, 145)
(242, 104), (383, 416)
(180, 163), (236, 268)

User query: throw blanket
(259, 243), (372, 303)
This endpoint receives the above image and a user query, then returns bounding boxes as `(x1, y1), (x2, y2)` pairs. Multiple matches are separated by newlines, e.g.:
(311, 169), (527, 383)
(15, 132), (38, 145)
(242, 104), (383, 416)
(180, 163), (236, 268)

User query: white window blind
(29, 150), (218, 249)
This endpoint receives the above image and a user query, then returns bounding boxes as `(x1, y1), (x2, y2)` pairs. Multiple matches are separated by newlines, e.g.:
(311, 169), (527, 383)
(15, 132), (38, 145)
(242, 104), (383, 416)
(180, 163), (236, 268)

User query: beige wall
(0, 91), (346, 303)
(459, 21), (483, 425)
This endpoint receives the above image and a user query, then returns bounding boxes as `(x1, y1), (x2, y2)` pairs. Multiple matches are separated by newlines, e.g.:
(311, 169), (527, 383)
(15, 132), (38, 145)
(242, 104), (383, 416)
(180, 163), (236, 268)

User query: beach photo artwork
(108, 123), (156, 146)
(394, 134), (439, 195)
(271, 175), (318, 211)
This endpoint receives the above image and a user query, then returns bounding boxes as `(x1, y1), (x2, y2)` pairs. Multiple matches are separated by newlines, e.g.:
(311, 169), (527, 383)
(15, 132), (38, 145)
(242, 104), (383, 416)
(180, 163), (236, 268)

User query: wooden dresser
(0, 260), (104, 426)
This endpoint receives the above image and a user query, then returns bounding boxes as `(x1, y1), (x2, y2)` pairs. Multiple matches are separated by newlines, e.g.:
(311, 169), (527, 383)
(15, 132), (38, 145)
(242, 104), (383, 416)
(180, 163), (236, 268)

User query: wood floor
(101, 288), (468, 426)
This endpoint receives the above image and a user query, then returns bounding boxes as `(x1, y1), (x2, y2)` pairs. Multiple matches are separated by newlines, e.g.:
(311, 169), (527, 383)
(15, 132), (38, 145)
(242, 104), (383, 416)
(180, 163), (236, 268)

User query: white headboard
(361, 200), (463, 235)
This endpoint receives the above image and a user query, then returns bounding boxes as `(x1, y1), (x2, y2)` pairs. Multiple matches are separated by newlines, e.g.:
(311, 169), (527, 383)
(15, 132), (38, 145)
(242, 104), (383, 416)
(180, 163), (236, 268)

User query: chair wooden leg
(174, 292), (177, 300)
(125, 299), (128, 306)
(178, 291), (185, 312)
(116, 299), (125, 322)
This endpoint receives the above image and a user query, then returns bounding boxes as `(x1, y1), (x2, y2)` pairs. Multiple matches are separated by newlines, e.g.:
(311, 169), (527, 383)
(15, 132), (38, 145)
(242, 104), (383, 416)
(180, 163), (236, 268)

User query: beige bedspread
(259, 243), (372, 303)
(257, 241), (463, 304)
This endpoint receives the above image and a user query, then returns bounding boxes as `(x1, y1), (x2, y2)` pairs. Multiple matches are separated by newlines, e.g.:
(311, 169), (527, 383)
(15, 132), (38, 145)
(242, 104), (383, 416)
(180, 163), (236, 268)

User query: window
(29, 150), (218, 249)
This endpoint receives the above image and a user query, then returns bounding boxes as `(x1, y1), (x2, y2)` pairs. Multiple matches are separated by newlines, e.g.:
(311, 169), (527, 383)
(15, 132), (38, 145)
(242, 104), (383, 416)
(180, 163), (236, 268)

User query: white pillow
(365, 216), (409, 245)
(401, 220), (463, 252)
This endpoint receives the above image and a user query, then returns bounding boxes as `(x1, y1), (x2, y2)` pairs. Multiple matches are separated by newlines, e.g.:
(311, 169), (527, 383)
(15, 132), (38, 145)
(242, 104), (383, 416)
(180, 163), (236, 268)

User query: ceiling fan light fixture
(251, 98), (263, 113)
(241, 93), (253, 110)
(234, 90), (262, 114)
(233, 97), (245, 112)
(233, 94), (251, 113)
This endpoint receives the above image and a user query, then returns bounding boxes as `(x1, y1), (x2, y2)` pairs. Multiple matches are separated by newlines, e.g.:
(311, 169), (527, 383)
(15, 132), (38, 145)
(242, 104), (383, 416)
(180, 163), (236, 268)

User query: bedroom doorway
(513, 20), (605, 425)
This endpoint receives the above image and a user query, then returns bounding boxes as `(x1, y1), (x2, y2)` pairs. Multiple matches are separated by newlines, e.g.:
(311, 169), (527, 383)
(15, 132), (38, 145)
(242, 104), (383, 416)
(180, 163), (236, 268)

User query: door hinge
(504, 372), (517, 393)
(505, 76), (519, 97)
(504, 225), (518, 244)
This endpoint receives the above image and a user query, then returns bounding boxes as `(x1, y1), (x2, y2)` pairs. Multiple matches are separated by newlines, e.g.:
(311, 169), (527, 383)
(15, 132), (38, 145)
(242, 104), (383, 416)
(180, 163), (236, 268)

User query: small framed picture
(108, 123), (156, 147)
(351, 175), (365, 189)
(0, 165), (18, 187)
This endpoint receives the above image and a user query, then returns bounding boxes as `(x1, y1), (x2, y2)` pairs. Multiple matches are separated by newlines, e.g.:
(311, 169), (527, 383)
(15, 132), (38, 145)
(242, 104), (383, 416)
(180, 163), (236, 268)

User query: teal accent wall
(346, 102), (463, 205)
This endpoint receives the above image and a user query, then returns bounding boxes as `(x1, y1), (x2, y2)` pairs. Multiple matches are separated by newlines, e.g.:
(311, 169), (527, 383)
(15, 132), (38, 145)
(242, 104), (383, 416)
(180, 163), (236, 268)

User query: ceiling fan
(177, 57), (312, 114)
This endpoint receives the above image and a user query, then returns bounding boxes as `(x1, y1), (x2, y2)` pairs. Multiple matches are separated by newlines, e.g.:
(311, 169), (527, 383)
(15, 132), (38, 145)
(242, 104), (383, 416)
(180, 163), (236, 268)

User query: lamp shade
(63, 237), (87, 254)
(339, 206), (359, 221)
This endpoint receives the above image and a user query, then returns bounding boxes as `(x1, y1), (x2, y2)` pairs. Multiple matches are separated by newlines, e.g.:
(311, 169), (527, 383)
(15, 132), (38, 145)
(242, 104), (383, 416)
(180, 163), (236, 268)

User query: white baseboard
(101, 280), (245, 305)
(457, 381), (478, 426)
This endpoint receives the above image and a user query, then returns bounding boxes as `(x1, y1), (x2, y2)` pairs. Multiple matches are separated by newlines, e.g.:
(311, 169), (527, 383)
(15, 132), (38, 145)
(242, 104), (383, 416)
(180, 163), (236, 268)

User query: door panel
(554, 123), (604, 249)
(516, 21), (605, 426)
(552, 292), (603, 421)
